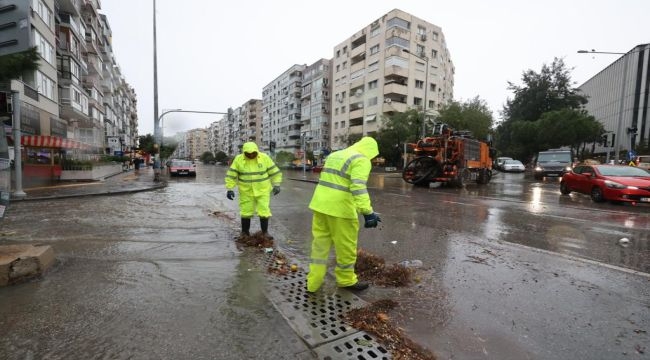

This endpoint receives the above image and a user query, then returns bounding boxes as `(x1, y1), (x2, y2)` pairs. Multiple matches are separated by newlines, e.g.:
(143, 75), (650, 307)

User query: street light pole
(403, 49), (428, 138)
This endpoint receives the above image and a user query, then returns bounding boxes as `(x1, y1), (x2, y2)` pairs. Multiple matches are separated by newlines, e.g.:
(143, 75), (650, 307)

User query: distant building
(579, 43), (650, 157)
(330, 8), (455, 150)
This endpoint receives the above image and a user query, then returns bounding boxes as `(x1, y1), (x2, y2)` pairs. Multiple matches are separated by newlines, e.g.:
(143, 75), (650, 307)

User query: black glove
(363, 213), (381, 228)
(272, 186), (281, 196)
(226, 190), (235, 200)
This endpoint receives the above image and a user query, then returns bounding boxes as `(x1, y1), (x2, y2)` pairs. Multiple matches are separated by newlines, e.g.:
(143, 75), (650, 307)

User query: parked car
(168, 159), (196, 177)
(501, 159), (526, 172)
(495, 157), (513, 170)
(560, 164), (650, 203)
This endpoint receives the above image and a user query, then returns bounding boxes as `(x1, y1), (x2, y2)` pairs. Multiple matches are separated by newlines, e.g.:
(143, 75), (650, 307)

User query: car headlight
(604, 180), (634, 189)
(565, 166), (573, 172)
(534, 166), (542, 171)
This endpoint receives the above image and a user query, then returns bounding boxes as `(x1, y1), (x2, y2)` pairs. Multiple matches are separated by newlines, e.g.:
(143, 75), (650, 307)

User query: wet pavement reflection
(0, 165), (648, 359)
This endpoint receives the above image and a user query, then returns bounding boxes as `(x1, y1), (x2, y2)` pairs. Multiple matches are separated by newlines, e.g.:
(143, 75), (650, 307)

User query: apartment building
(0, 0), (140, 155)
(1, 0), (61, 138)
(300, 59), (332, 157)
(330, 9), (455, 150)
(262, 64), (307, 155)
(579, 43), (650, 157)
(241, 99), (262, 144)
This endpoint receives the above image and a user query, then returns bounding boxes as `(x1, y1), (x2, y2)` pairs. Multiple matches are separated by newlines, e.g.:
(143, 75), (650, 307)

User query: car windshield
(537, 153), (571, 162)
(171, 161), (192, 167)
(504, 160), (521, 164)
(597, 166), (650, 177)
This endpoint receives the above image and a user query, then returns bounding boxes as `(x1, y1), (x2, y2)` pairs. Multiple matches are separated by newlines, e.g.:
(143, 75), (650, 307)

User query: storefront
(8, 135), (92, 185)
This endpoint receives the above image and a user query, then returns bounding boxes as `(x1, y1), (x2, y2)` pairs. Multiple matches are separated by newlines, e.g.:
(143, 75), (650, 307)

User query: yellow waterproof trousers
(307, 211), (359, 292)
(239, 191), (271, 218)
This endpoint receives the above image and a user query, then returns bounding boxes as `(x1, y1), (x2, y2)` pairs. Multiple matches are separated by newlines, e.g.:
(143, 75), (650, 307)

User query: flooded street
(1, 164), (649, 359)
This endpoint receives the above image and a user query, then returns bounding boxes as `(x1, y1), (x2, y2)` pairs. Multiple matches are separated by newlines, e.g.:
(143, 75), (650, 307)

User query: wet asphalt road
(0, 164), (649, 359)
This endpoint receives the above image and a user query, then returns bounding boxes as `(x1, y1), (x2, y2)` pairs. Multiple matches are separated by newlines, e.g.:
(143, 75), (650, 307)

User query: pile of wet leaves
(236, 231), (274, 248)
(343, 299), (436, 360)
(355, 249), (413, 287)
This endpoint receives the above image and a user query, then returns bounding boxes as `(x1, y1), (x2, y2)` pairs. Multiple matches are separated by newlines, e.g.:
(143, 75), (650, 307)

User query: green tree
(436, 96), (494, 140)
(214, 151), (229, 164)
(496, 58), (590, 160)
(0, 47), (40, 81)
(376, 109), (421, 167)
(199, 151), (215, 163)
(274, 151), (295, 166)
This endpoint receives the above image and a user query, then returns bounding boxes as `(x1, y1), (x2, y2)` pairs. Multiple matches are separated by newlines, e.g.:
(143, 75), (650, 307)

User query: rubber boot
(260, 217), (272, 239)
(241, 217), (251, 236)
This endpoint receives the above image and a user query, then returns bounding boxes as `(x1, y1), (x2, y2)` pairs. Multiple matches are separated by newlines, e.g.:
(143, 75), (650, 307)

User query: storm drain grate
(267, 280), (366, 347)
(314, 332), (391, 360)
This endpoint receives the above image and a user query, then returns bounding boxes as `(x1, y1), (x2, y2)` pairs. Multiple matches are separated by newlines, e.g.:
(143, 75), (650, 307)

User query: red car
(168, 159), (196, 177)
(560, 164), (650, 203)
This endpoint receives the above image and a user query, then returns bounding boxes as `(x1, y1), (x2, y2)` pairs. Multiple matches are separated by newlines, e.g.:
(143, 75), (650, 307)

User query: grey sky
(100, 0), (649, 137)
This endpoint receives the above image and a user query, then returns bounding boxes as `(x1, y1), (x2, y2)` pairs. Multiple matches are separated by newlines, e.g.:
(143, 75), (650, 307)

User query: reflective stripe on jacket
(225, 142), (282, 196)
(309, 137), (378, 219)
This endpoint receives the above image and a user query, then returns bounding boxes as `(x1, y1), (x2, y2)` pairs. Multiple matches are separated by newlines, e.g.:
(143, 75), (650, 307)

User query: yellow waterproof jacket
(309, 137), (378, 219)
(225, 142), (282, 196)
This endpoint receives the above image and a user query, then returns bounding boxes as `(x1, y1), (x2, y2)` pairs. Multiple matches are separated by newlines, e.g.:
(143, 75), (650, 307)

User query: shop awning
(8, 135), (92, 150)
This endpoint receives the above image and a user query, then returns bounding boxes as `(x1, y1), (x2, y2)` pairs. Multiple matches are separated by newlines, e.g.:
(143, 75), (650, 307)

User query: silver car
(501, 159), (526, 173)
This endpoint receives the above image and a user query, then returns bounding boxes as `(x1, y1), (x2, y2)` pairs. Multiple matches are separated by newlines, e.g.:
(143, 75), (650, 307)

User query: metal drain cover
(314, 332), (391, 360)
(267, 280), (366, 347)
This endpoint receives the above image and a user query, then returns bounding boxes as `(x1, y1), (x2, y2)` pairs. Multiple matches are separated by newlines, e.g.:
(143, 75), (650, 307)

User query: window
(343, 46), (348, 53)
(342, 61), (347, 69)
(36, 71), (55, 100)
(368, 80), (378, 89)
(341, 106), (346, 113)
(32, 0), (53, 27)
(416, 45), (425, 56)
(428, 100), (435, 109)
(415, 80), (424, 89)
(385, 36), (409, 49)
(417, 26), (426, 35)
(367, 97), (378, 106)
(33, 29), (54, 65)
(335, 122), (339, 129)
(414, 97), (422, 106)
(386, 17), (410, 31)
(431, 49), (438, 59)
(432, 32), (439, 41)
(370, 44), (380, 55)
(336, 64), (340, 72)
(368, 61), (379, 72)
(430, 83), (437, 92)
(336, 50), (340, 58)
(341, 121), (346, 127)
(371, 26), (381, 37)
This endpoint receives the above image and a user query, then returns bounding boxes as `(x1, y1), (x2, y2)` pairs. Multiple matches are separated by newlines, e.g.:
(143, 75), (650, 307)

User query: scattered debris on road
(343, 299), (436, 360)
(236, 231), (274, 248)
(355, 249), (413, 287)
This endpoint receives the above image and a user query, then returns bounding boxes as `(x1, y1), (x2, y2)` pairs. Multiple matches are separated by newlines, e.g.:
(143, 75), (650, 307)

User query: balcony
(383, 82), (407, 96)
(349, 108), (364, 119)
(383, 101), (408, 113)
(385, 65), (408, 78)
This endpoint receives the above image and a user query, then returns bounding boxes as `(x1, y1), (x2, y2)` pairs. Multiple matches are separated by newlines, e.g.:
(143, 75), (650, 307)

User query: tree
(436, 96), (494, 140)
(376, 109), (421, 167)
(214, 151), (229, 164)
(496, 58), (590, 159)
(0, 47), (40, 82)
(199, 151), (215, 164)
(502, 58), (588, 123)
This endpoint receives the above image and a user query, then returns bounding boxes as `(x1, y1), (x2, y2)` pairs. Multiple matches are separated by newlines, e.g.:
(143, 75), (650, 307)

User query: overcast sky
(99, 0), (649, 137)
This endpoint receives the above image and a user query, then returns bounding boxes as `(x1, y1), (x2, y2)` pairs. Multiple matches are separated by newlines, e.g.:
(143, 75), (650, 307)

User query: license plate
(547, 174), (559, 177)
(179, 171), (188, 174)
(640, 198), (650, 202)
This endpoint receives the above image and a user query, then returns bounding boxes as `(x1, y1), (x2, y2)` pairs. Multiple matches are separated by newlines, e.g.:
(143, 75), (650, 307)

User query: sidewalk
(10, 167), (165, 201)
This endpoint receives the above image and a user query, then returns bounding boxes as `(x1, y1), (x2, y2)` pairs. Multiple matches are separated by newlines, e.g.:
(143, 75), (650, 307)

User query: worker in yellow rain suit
(225, 142), (282, 237)
(307, 137), (381, 292)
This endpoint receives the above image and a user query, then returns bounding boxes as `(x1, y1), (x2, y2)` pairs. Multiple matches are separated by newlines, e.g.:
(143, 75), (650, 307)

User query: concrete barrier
(0, 245), (55, 286)
(60, 164), (122, 181)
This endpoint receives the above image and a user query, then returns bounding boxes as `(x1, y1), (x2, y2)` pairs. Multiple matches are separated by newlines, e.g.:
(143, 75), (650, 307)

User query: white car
(495, 156), (513, 170)
(501, 159), (526, 172)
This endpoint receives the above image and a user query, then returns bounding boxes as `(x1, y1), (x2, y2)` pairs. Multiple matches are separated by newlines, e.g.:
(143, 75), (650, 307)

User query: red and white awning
(9, 135), (92, 150)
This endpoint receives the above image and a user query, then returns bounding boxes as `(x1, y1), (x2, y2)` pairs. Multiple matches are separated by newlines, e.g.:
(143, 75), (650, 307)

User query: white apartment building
(330, 8), (455, 150)
(262, 64), (307, 155)
(300, 59), (332, 158)
(579, 43), (650, 158)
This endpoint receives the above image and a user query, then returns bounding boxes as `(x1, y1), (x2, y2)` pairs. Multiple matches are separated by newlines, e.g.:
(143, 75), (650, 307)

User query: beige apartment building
(330, 8), (454, 150)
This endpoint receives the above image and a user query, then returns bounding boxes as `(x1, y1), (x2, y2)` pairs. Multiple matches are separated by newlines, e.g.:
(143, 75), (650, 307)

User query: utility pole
(11, 90), (25, 198)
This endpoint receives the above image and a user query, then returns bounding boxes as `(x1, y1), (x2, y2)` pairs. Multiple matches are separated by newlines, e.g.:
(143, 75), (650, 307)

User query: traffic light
(628, 126), (638, 135)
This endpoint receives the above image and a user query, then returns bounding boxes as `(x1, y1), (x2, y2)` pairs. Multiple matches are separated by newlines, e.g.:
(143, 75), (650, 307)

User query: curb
(10, 182), (167, 202)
